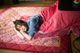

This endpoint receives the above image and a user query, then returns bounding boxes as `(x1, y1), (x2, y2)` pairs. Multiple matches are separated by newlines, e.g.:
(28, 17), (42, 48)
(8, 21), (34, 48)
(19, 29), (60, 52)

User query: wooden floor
(0, 0), (56, 9)
(0, 49), (31, 53)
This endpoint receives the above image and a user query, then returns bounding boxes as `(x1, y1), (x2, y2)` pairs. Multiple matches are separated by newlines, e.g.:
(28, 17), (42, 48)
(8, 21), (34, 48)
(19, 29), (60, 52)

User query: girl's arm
(20, 30), (32, 40)
(13, 28), (24, 39)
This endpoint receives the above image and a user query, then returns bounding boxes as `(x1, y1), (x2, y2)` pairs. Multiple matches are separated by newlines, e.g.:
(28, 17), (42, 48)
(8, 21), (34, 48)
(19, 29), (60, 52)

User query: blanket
(0, 5), (71, 53)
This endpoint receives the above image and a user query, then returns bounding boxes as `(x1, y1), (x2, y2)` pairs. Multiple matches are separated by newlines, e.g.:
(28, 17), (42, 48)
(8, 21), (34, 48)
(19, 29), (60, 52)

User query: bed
(0, 5), (72, 53)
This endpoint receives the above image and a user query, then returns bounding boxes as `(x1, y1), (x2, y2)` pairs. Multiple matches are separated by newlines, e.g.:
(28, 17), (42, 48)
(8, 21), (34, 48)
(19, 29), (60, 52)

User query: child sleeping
(13, 1), (57, 40)
(13, 15), (43, 40)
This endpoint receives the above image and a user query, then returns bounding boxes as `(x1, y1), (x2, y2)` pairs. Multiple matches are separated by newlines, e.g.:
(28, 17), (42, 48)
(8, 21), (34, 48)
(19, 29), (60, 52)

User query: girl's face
(17, 24), (27, 31)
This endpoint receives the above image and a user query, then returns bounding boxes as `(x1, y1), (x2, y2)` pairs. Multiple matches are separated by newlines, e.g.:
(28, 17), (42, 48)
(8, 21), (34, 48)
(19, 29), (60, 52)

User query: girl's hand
(13, 28), (24, 39)
(20, 30), (32, 40)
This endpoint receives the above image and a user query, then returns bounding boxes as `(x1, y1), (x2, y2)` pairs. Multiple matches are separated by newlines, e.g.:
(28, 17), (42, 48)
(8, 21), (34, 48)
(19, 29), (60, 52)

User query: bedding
(0, 1), (79, 53)
(40, 0), (80, 38)
(0, 6), (71, 53)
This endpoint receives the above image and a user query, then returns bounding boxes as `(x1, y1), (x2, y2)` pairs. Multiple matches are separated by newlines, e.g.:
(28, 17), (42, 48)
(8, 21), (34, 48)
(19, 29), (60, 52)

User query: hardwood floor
(0, 0), (56, 9)
(0, 49), (31, 53)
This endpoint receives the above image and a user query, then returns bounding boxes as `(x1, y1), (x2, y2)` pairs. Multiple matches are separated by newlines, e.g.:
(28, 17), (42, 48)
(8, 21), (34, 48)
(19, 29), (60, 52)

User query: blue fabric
(26, 14), (43, 37)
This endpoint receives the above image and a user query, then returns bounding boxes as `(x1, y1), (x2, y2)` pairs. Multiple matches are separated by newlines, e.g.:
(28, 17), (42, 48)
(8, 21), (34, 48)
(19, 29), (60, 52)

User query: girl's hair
(13, 20), (28, 31)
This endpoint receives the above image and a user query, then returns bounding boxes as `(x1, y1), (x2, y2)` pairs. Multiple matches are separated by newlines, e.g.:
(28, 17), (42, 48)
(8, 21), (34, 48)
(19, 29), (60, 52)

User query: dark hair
(13, 20), (28, 31)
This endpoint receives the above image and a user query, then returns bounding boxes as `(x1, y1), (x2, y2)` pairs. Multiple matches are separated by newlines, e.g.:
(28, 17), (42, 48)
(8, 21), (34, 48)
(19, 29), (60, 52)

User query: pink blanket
(1, 0), (80, 53)
(40, 1), (80, 37)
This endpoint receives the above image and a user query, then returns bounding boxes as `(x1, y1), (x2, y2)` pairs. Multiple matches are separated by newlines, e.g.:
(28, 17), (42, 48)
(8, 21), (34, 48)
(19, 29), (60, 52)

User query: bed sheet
(0, 7), (71, 53)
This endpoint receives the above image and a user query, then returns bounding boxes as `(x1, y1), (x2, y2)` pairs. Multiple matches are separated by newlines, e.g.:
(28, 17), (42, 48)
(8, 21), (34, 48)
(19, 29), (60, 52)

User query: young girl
(13, 15), (43, 40)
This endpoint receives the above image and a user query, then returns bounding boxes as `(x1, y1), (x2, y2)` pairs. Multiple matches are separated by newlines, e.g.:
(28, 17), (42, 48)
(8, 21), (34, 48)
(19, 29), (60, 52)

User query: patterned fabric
(0, 7), (70, 53)
(0, 16), (60, 46)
